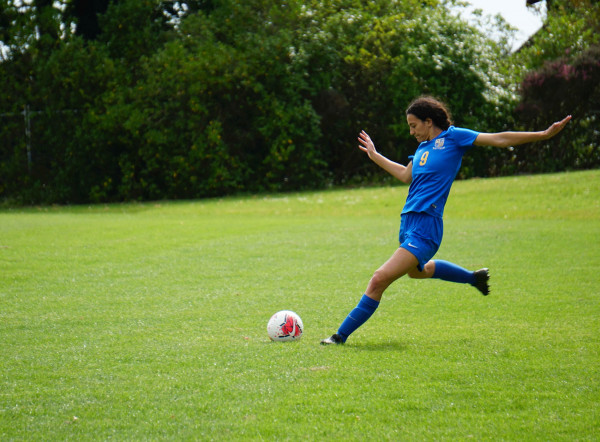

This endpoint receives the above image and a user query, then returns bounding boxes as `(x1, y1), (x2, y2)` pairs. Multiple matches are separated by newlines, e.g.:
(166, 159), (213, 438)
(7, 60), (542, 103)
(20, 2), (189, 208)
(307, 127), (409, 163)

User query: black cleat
(472, 268), (490, 296)
(320, 333), (344, 345)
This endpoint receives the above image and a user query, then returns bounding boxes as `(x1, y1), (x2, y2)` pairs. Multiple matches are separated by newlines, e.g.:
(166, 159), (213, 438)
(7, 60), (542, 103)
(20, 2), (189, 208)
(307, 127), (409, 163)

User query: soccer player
(321, 96), (571, 345)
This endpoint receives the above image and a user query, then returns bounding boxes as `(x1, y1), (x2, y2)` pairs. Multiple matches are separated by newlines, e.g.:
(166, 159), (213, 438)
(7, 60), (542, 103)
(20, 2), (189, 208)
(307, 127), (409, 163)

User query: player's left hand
(543, 115), (572, 140)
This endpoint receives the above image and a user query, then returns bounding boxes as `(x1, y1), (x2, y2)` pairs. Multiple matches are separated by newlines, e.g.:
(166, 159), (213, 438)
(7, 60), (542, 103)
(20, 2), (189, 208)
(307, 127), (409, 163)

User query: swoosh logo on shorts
(407, 243), (419, 249)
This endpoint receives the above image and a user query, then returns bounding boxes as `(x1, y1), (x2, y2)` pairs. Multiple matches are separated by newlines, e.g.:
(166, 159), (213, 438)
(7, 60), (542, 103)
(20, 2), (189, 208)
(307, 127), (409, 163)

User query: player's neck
(426, 127), (443, 142)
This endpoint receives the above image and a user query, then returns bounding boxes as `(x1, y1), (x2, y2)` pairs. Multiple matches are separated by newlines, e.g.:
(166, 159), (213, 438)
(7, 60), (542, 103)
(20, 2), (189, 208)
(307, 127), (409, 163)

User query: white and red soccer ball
(267, 310), (303, 341)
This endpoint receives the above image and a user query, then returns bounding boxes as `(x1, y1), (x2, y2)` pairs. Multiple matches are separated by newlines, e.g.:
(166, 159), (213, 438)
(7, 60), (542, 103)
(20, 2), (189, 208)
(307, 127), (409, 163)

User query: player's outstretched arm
(474, 115), (572, 148)
(358, 130), (413, 184)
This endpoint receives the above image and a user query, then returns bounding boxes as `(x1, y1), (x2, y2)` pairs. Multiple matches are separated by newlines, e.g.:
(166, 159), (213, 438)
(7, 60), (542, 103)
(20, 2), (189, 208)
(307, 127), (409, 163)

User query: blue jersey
(402, 126), (479, 218)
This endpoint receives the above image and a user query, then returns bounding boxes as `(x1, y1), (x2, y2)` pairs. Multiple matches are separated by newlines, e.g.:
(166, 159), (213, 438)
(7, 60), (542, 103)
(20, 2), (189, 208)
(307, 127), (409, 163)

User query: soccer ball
(267, 310), (303, 341)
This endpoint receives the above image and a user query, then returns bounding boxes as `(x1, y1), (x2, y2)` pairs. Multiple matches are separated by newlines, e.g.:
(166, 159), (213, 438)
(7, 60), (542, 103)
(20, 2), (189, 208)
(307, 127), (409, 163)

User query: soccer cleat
(472, 268), (490, 296)
(320, 333), (344, 345)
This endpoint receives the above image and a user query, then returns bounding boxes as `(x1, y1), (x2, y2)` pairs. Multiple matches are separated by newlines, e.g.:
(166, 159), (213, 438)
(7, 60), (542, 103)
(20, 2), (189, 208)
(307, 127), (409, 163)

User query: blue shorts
(399, 212), (443, 271)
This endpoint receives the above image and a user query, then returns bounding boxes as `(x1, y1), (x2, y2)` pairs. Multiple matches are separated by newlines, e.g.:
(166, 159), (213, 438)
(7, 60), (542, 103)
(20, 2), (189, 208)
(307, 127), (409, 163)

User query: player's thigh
(375, 247), (419, 281)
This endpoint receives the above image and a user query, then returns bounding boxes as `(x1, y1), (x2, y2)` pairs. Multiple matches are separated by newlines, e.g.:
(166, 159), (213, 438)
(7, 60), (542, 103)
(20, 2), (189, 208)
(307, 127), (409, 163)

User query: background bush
(0, 0), (598, 204)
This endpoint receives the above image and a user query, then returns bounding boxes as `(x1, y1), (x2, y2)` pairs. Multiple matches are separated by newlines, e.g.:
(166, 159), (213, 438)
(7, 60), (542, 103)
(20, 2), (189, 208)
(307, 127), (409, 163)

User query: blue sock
(337, 294), (380, 342)
(432, 260), (475, 284)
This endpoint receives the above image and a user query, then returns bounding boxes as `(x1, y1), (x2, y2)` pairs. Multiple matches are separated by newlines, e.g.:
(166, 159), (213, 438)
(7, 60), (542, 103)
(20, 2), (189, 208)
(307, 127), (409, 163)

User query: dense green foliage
(0, 0), (598, 204)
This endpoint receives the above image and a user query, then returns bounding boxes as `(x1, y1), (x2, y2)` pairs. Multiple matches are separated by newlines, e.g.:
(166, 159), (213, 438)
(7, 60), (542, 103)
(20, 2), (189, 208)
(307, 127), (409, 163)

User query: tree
(292, 0), (515, 181)
(65, 0), (111, 40)
(0, 0), (520, 204)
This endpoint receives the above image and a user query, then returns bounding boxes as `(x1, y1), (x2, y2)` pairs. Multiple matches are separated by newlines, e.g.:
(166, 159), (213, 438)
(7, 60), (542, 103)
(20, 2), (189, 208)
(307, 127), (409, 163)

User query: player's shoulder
(437, 125), (460, 141)
(445, 125), (479, 146)
(448, 125), (479, 134)
(446, 125), (469, 136)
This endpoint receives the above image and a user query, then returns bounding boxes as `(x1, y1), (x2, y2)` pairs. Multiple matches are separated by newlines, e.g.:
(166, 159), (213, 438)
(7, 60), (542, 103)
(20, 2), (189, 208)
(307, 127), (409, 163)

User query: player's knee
(370, 269), (392, 290)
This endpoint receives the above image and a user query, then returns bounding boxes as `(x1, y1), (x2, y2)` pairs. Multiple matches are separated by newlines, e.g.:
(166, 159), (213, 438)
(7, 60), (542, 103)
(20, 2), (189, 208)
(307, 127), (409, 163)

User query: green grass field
(1, 170), (599, 440)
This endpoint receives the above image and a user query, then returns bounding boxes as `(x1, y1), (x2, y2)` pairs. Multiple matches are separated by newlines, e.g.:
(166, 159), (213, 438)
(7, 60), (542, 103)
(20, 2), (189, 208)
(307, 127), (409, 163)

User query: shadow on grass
(346, 339), (407, 352)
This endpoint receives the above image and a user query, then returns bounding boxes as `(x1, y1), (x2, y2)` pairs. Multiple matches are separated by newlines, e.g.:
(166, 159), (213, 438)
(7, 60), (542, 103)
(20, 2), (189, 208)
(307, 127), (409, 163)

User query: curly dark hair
(406, 96), (453, 130)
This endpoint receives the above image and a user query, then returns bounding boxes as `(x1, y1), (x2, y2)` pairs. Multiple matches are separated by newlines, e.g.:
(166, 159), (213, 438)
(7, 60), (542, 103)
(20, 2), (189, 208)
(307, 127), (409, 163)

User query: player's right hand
(358, 130), (377, 158)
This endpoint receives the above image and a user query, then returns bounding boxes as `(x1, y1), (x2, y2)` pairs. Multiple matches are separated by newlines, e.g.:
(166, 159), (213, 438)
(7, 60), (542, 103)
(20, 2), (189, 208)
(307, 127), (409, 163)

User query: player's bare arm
(358, 130), (413, 184)
(474, 115), (572, 148)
